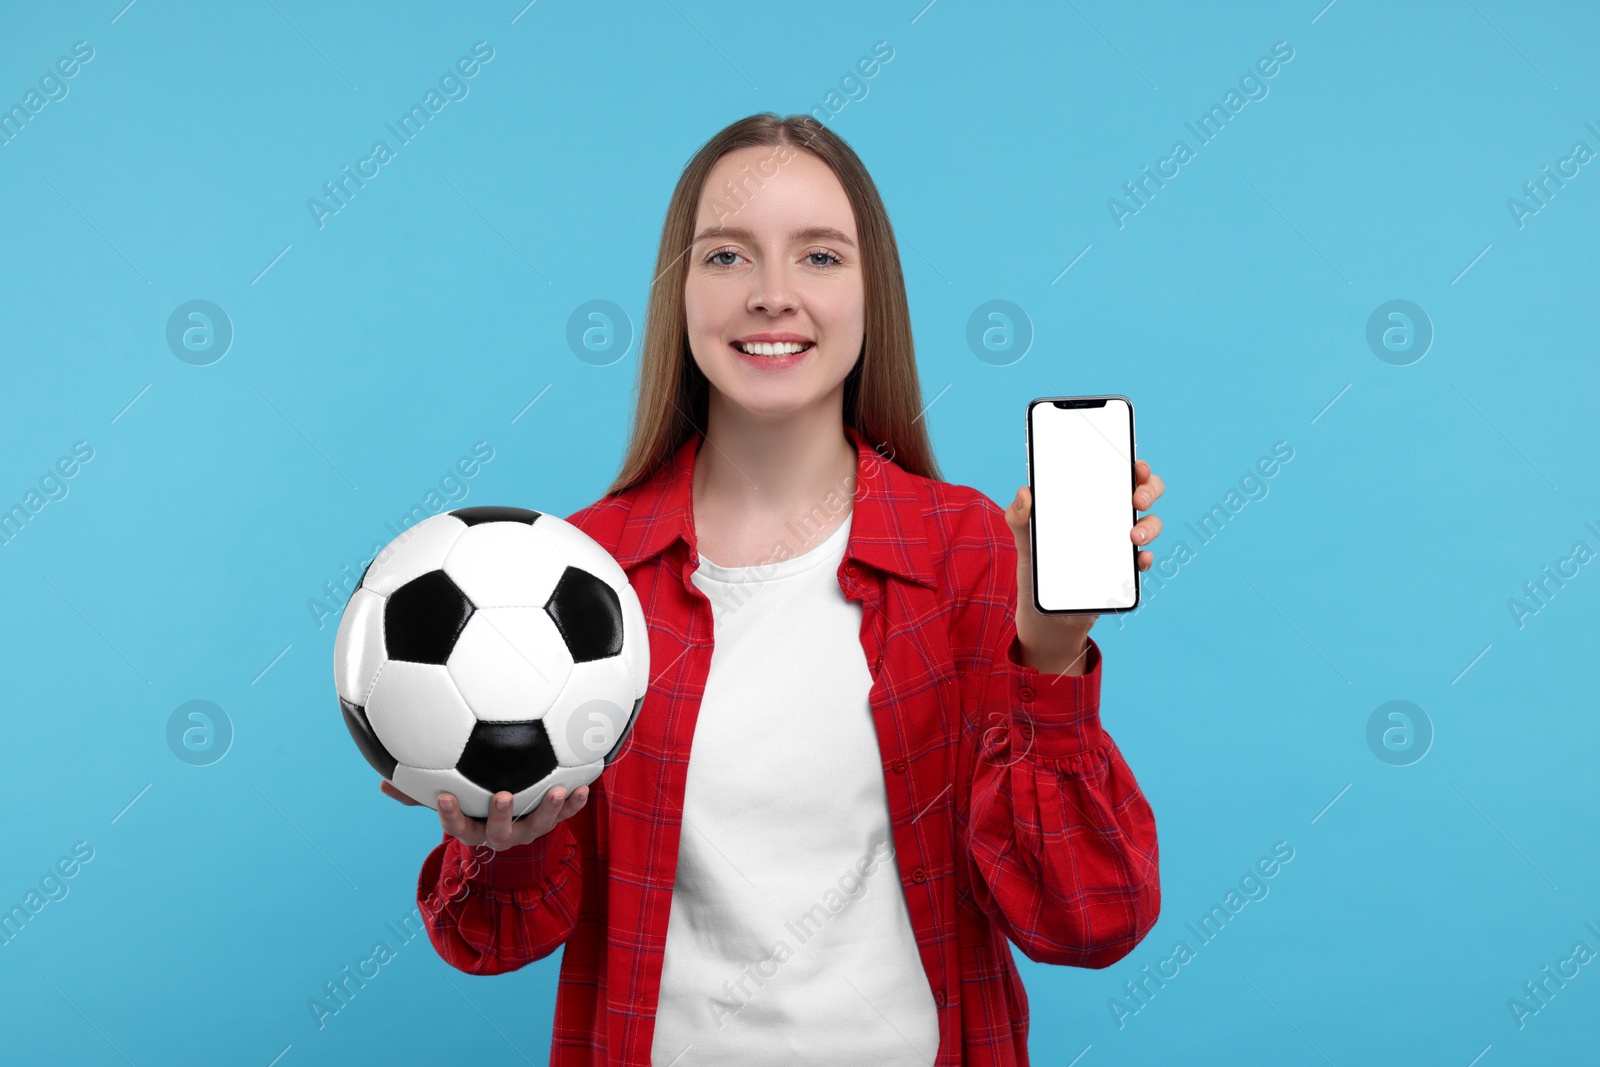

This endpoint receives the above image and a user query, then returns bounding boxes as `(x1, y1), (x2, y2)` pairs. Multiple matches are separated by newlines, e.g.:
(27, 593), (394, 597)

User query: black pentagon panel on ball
(450, 506), (543, 526)
(545, 567), (624, 662)
(339, 697), (398, 779)
(604, 694), (644, 766)
(385, 570), (475, 664)
(456, 720), (559, 795)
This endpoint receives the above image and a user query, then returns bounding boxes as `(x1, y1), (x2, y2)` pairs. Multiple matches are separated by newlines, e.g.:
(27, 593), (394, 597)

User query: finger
(1135, 471), (1165, 510)
(437, 793), (484, 846)
(1005, 486), (1033, 567)
(485, 791), (520, 848)
(509, 786), (570, 843)
(533, 789), (587, 838)
(1131, 514), (1163, 545)
(558, 786), (590, 821)
(1137, 550), (1152, 571)
(381, 780), (421, 806)
(1004, 487), (1031, 539)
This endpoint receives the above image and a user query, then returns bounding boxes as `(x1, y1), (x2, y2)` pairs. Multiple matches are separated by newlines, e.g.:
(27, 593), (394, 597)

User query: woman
(388, 113), (1165, 1065)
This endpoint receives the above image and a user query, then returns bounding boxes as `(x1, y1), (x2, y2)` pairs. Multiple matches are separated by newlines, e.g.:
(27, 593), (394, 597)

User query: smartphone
(1025, 396), (1140, 614)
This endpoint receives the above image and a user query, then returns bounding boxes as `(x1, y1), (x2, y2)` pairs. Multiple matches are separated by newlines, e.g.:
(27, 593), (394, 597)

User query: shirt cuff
(1001, 634), (1107, 760)
(457, 823), (575, 893)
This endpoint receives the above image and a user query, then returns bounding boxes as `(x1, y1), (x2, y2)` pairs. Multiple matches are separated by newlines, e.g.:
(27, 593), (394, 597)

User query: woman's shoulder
(560, 492), (635, 554)
(896, 470), (1015, 577)
(893, 474), (1017, 638)
(897, 467), (1006, 532)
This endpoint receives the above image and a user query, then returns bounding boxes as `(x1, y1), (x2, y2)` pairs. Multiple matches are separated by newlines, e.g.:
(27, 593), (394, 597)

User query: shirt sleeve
(951, 494), (1161, 969)
(416, 800), (587, 976)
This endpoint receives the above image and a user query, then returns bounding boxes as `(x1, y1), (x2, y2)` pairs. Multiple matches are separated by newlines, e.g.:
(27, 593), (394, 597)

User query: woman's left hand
(1003, 459), (1166, 675)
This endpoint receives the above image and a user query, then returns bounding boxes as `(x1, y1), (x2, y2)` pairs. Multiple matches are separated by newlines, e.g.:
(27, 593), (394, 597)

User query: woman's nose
(746, 264), (797, 314)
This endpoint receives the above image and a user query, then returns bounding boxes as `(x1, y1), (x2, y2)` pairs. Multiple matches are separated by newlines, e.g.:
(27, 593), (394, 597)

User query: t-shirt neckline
(694, 511), (853, 585)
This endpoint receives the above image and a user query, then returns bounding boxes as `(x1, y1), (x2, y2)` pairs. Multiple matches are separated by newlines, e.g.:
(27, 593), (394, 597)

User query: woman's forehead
(696, 150), (856, 238)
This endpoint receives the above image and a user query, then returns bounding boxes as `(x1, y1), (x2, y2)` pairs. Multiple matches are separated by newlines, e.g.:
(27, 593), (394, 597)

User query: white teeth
(736, 341), (810, 356)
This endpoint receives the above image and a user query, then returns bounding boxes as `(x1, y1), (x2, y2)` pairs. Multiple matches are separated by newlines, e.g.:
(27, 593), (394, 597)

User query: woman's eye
(704, 248), (841, 268)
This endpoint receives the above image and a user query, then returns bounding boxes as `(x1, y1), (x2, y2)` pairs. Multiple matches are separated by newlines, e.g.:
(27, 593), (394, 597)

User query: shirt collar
(610, 424), (938, 590)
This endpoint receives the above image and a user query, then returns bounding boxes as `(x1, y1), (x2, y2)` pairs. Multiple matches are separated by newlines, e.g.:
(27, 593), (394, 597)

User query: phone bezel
(1025, 395), (1141, 616)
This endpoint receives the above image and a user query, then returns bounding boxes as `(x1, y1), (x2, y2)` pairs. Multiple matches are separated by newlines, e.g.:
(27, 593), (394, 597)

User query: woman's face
(683, 145), (864, 420)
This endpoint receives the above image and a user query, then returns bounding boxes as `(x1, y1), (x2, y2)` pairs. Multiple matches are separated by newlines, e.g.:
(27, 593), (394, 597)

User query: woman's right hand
(381, 779), (589, 850)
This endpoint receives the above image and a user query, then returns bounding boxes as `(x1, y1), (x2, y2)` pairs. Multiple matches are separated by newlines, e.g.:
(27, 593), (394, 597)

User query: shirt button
(892, 757), (907, 773)
(934, 989), (946, 1007)
(1019, 686), (1035, 703)
(1021, 724), (1033, 740)
(845, 562), (858, 575)
(912, 868), (926, 884)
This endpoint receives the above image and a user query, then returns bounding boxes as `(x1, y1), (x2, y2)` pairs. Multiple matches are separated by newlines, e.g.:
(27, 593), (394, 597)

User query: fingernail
(439, 795), (454, 812)
(1013, 488), (1024, 507)
(550, 789), (565, 804)
(496, 795), (511, 811)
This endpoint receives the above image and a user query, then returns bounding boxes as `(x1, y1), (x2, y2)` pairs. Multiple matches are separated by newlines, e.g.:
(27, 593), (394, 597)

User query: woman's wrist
(1016, 629), (1093, 676)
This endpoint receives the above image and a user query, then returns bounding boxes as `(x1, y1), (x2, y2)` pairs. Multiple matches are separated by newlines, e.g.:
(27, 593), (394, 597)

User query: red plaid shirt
(417, 424), (1160, 1064)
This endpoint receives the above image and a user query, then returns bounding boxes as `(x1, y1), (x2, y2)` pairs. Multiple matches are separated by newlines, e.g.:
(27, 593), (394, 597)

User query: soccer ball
(333, 506), (648, 819)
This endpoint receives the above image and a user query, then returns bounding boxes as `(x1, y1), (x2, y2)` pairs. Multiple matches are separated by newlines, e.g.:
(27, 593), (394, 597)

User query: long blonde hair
(603, 112), (942, 497)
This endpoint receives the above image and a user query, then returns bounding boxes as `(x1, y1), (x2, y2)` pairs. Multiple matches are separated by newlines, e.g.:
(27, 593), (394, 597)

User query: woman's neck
(690, 407), (858, 567)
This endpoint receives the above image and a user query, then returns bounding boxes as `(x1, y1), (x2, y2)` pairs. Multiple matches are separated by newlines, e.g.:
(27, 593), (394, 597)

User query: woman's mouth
(730, 340), (814, 369)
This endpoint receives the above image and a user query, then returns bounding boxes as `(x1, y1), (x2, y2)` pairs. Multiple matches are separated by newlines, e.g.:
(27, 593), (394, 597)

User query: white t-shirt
(650, 511), (941, 1066)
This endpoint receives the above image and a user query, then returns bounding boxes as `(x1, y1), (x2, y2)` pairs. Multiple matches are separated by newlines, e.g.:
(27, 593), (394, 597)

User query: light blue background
(2, 1), (1595, 1064)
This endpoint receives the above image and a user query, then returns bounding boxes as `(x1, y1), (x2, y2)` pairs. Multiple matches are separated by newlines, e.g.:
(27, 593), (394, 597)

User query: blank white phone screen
(1030, 399), (1136, 612)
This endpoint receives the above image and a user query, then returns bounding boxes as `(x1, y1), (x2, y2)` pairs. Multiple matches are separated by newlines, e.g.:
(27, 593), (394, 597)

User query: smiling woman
(408, 112), (1166, 1067)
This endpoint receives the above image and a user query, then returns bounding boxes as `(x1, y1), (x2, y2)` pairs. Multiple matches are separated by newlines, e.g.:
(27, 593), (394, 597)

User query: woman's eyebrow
(692, 225), (856, 249)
